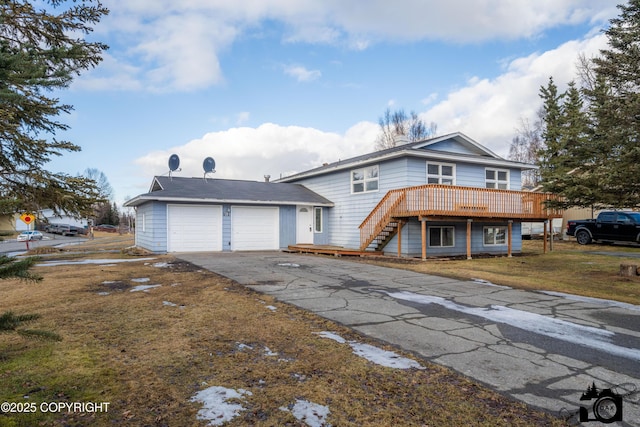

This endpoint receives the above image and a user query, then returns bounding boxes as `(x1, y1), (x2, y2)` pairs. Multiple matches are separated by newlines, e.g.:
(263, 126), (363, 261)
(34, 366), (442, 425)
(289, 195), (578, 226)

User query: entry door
(296, 206), (314, 244)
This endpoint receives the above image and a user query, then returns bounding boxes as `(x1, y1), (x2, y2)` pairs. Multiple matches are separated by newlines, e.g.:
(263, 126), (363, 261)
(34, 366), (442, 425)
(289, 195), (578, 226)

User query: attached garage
(231, 206), (279, 250)
(125, 176), (333, 254)
(167, 204), (222, 252)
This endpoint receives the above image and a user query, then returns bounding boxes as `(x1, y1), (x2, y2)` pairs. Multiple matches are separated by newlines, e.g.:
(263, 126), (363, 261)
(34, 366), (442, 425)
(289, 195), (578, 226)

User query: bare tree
(508, 115), (544, 188)
(375, 108), (437, 150)
(83, 168), (114, 201)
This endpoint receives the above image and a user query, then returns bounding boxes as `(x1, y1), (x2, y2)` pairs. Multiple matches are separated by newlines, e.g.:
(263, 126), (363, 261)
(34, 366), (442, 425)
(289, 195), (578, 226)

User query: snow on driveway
(379, 290), (640, 362)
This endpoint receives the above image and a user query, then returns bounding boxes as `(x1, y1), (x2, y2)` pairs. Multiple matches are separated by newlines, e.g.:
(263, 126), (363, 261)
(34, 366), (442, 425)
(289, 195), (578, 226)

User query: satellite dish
(203, 157), (216, 174)
(168, 154), (180, 171)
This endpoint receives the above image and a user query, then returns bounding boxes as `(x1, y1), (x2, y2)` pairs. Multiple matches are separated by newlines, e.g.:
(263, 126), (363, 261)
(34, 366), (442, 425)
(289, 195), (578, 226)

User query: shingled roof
(124, 176), (333, 207)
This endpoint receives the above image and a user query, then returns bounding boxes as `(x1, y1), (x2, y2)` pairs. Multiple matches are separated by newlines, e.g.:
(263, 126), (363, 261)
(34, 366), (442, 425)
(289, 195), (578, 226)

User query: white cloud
(283, 65), (322, 82)
(422, 32), (609, 156)
(132, 31), (609, 191)
(90, 0), (615, 92)
(134, 121), (379, 182)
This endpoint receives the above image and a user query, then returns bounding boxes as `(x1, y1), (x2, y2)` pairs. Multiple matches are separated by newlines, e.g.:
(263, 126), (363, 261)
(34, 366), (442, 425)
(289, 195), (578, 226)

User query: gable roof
(124, 176), (333, 207)
(276, 132), (536, 183)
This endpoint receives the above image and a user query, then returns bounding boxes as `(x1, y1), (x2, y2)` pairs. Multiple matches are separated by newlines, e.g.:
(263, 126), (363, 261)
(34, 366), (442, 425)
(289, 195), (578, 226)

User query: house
(125, 132), (562, 257)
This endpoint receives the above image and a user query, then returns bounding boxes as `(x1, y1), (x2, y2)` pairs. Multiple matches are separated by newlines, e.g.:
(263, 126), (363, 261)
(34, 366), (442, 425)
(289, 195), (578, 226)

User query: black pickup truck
(566, 211), (640, 245)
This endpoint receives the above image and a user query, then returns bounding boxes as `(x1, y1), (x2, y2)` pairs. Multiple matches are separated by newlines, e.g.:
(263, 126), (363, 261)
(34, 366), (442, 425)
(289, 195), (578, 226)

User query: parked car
(44, 224), (60, 233)
(94, 224), (117, 233)
(57, 225), (78, 236)
(17, 230), (44, 241)
(566, 211), (640, 245)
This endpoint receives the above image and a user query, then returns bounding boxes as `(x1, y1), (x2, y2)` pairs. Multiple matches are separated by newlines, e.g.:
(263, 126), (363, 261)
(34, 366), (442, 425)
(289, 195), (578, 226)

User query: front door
(296, 206), (314, 244)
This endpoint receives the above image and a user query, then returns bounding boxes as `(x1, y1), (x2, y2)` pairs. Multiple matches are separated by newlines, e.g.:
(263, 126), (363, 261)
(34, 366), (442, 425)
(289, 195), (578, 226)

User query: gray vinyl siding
(427, 139), (483, 155)
(314, 207), (330, 245)
(386, 220), (522, 257)
(279, 205), (296, 249)
(296, 158), (414, 248)
(222, 204), (231, 251)
(135, 201), (168, 253)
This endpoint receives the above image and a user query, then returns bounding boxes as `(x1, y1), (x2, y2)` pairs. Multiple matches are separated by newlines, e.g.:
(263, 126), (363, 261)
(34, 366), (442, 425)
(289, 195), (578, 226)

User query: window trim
(426, 162), (456, 185)
(483, 226), (507, 246)
(351, 165), (379, 194)
(428, 226), (455, 248)
(314, 207), (323, 233)
(485, 168), (510, 190)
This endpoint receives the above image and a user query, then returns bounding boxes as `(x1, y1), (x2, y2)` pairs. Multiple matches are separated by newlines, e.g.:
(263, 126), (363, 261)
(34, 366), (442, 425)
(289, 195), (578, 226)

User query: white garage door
(232, 206), (279, 251)
(167, 205), (222, 252)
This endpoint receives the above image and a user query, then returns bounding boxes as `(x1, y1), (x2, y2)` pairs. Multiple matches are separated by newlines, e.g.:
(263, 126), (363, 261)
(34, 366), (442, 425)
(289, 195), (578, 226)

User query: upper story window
(427, 162), (455, 185)
(352, 165), (379, 193)
(485, 168), (509, 190)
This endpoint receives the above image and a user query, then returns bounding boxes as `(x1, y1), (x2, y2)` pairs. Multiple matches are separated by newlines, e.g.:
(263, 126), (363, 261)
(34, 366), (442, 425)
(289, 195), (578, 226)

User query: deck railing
(359, 184), (563, 250)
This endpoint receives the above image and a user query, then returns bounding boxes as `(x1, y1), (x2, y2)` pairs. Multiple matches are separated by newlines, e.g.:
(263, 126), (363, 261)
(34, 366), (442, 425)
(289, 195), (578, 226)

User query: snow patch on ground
(190, 386), (252, 426)
(37, 257), (156, 267)
(314, 331), (423, 369)
(380, 289), (640, 361)
(130, 284), (162, 292)
(281, 399), (331, 427)
(540, 290), (640, 312)
(278, 262), (300, 268)
(264, 346), (278, 356)
(266, 305), (277, 311)
(131, 277), (150, 283)
(151, 262), (170, 268)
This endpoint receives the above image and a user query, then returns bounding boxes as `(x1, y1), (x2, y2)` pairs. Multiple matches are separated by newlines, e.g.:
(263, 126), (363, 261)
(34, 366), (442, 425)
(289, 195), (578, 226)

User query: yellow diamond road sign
(20, 213), (35, 225)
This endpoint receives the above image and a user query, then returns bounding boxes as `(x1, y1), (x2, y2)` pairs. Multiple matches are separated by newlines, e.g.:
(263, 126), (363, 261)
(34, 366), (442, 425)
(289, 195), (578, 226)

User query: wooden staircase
(359, 190), (406, 251)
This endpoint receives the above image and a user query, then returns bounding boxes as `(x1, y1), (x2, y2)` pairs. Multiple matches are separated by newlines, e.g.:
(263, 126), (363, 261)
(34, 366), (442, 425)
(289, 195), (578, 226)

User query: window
(428, 226), (455, 247)
(352, 165), (379, 193)
(485, 169), (509, 189)
(314, 207), (322, 233)
(427, 162), (455, 185)
(484, 226), (507, 245)
(599, 212), (616, 222)
(141, 213), (146, 232)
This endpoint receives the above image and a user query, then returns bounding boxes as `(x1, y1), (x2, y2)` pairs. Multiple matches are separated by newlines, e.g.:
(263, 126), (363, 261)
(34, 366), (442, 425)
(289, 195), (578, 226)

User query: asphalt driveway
(178, 251), (640, 425)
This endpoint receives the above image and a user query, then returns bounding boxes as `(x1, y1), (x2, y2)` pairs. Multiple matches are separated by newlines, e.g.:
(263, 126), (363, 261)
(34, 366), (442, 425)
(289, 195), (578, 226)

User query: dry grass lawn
(0, 234), (566, 426)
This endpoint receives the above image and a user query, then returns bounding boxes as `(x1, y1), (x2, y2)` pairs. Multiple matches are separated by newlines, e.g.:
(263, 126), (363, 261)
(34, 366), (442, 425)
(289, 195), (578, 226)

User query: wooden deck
(287, 244), (382, 257)
(359, 184), (563, 252)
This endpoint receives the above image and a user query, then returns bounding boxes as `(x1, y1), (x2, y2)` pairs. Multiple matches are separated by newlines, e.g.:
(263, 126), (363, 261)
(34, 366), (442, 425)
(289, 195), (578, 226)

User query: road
(0, 233), (86, 256)
(179, 251), (640, 426)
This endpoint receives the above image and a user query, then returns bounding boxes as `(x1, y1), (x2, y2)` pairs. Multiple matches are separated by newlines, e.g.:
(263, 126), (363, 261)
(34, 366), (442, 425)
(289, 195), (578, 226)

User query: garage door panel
(232, 207), (279, 251)
(168, 205), (222, 252)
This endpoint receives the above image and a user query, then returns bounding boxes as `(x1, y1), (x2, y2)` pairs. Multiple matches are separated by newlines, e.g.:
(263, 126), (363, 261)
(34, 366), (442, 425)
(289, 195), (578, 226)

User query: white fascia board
(124, 196), (334, 207)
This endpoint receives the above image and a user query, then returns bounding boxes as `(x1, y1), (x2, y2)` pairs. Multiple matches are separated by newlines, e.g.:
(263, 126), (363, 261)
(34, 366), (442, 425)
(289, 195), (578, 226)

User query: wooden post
(507, 220), (513, 258)
(543, 220), (548, 254)
(421, 218), (427, 261)
(548, 218), (554, 252)
(466, 219), (472, 260)
(397, 220), (403, 258)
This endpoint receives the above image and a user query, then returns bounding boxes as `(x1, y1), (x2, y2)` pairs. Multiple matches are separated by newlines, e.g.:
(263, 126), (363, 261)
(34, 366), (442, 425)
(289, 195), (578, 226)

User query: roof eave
(124, 195), (334, 207)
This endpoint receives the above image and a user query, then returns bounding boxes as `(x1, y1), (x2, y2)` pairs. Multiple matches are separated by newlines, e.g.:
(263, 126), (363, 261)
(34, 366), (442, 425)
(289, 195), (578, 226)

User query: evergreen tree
(0, 0), (109, 217)
(538, 1), (640, 209)
(587, 0), (640, 208)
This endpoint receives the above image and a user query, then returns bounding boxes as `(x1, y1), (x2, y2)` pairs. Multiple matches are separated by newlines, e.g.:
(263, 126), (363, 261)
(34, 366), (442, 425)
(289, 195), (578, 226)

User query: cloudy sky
(48, 0), (620, 205)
